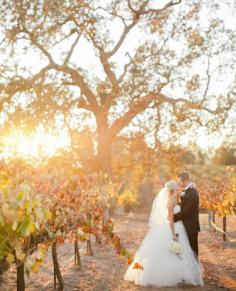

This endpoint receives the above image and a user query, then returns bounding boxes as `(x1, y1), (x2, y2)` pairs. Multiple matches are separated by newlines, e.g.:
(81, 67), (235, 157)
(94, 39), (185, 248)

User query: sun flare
(2, 131), (68, 160)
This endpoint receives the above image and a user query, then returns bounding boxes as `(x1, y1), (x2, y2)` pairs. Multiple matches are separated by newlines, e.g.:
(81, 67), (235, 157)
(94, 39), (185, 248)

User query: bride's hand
(172, 234), (178, 241)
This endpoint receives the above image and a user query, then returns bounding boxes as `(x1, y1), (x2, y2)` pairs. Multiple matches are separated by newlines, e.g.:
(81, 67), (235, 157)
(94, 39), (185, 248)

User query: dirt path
(198, 215), (236, 290)
(0, 213), (235, 290)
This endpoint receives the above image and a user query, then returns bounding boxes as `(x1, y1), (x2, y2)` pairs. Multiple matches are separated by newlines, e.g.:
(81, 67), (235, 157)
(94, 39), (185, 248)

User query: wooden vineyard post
(212, 212), (215, 223)
(52, 242), (64, 290)
(86, 237), (93, 256)
(223, 216), (227, 241)
(208, 211), (213, 231)
(86, 213), (93, 256)
(13, 251), (25, 291)
(74, 240), (77, 266)
(53, 266), (56, 290)
(16, 263), (25, 291)
(212, 212), (216, 232)
(74, 238), (81, 269)
(95, 233), (102, 245)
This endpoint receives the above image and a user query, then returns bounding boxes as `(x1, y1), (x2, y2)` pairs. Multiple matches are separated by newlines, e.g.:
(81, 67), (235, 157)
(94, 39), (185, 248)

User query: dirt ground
(0, 213), (236, 291)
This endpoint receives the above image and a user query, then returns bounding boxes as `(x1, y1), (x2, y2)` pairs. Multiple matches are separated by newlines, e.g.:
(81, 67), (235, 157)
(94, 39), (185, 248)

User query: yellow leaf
(31, 261), (40, 273)
(1, 178), (9, 189)
(24, 201), (30, 209)
(17, 192), (23, 200)
(38, 243), (47, 251)
(1, 204), (9, 216)
(15, 248), (25, 261)
(12, 220), (18, 231)
(26, 222), (36, 236)
(45, 210), (52, 220)
(6, 253), (14, 265)
(34, 221), (40, 230)
(0, 215), (5, 225)
(17, 209), (24, 222)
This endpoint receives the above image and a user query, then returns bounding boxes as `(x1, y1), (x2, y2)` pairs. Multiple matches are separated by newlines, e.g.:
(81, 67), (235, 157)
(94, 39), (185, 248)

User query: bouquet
(168, 234), (182, 259)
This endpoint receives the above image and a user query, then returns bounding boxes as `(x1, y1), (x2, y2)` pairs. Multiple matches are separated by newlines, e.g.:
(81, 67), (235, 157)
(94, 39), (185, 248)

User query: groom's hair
(178, 171), (191, 181)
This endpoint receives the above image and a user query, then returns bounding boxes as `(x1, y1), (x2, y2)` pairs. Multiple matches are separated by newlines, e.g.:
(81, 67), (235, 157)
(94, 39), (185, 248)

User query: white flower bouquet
(168, 234), (182, 259)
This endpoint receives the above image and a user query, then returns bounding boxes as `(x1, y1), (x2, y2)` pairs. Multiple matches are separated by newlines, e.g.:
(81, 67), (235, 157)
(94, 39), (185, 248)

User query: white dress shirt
(181, 182), (194, 196)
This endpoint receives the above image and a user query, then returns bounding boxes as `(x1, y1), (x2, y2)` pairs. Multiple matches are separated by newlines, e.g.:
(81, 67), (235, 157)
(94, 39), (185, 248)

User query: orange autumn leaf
(133, 262), (144, 270)
(127, 258), (132, 265)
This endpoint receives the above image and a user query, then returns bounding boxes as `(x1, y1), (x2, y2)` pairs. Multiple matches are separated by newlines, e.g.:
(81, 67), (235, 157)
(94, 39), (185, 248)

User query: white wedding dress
(124, 187), (204, 288)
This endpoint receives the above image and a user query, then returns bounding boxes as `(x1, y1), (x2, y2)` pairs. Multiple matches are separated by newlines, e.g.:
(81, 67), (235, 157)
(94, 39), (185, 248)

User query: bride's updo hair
(165, 180), (178, 195)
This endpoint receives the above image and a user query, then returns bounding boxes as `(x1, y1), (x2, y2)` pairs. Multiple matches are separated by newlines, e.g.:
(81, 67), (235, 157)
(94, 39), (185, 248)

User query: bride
(124, 180), (204, 287)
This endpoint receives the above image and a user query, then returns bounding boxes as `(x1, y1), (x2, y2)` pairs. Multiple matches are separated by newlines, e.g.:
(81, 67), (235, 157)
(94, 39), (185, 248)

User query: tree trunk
(96, 112), (113, 176)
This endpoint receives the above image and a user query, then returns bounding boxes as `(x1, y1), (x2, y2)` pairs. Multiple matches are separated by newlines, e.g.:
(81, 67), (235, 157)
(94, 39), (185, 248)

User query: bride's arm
(168, 197), (177, 240)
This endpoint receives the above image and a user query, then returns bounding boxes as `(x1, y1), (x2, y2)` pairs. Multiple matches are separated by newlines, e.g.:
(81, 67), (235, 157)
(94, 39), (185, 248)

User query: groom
(174, 171), (200, 257)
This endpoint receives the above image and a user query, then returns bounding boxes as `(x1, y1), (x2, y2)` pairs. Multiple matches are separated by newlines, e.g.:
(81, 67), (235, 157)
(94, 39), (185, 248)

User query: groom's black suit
(174, 186), (200, 257)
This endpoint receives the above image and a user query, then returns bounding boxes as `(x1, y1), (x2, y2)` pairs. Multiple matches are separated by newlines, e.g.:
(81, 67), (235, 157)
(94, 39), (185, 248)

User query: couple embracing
(124, 171), (204, 288)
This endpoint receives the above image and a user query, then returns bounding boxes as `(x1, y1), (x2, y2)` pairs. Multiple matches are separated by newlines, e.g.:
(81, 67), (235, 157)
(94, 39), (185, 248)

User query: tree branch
(54, 64), (99, 111)
(104, 1), (150, 59)
(63, 33), (81, 66)
(141, 0), (182, 15)
(19, 26), (56, 66)
(105, 22), (136, 59)
(118, 52), (134, 83)
(111, 84), (235, 137)
(3, 66), (51, 96)
(87, 34), (120, 108)
(18, 25), (99, 112)
(111, 92), (166, 136)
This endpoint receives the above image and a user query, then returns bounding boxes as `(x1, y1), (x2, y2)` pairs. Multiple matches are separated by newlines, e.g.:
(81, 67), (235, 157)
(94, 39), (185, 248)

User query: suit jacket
(174, 187), (200, 234)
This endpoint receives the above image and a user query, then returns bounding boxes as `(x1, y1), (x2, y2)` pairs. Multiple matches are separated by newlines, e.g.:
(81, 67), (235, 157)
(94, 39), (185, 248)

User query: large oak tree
(0, 0), (235, 174)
